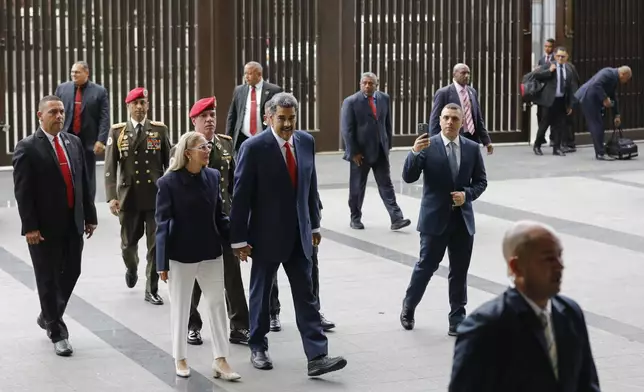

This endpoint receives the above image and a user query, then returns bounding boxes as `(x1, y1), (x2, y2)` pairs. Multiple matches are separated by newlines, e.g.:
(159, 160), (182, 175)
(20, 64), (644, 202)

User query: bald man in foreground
(449, 221), (600, 392)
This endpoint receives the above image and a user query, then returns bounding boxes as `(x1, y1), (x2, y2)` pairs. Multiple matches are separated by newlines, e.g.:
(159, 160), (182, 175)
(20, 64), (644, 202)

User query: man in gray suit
(225, 61), (282, 156)
(532, 47), (578, 156)
(341, 72), (411, 231)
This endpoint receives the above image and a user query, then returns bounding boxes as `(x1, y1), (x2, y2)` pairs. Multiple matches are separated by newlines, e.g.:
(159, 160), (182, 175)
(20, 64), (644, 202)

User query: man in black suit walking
(401, 103), (487, 336)
(225, 61), (282, 156)
(12, 95), (98, 356)
(532, 47), (578, 156)
(449, 221), (600, 392)
(341, 72), (411, 231)
(429, 63), (494, 155)
(55, 61), (110, 200)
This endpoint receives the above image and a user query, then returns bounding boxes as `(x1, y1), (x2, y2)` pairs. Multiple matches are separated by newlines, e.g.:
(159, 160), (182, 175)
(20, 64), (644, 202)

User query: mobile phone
(417, 123), (429, 134)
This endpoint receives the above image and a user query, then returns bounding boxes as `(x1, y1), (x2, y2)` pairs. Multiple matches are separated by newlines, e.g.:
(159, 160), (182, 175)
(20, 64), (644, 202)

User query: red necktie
(284, 142), (297, 188)
(54, 135), (75, 208)
(368, 95), (377, 118)
(249, 86), (257, 135)
(72, 87), (82, 134)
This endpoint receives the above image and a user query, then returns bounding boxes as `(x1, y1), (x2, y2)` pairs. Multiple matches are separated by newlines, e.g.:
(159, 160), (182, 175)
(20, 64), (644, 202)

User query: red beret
(125, 87), (148, 104)
(189, 97), (217, 118)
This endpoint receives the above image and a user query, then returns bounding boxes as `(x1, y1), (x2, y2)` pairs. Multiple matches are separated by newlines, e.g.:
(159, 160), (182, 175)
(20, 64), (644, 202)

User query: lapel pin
(64, 139), (70, 145)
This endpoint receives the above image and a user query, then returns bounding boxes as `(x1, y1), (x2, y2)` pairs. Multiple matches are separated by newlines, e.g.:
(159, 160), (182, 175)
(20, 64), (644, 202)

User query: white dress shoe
(213, 362), (241, 381)
(176, 360), (191, 378)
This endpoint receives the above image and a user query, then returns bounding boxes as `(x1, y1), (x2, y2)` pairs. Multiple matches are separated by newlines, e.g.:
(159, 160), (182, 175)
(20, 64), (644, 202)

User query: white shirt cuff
(412, 149), (421, 156)
(312, 228), (320, 234)
(231, 242), (247, 249)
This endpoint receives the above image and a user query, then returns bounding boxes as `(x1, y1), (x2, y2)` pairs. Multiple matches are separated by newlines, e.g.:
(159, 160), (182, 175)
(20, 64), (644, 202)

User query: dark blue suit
(575, 67), (620, 156)
(429, 84), (491, 146)
(55, 80), (110, 200)
(449, 288), (600, 392)
(341, 91), (403, 223)
(401, 134), (487, 325)
(229, 129), (326, 360)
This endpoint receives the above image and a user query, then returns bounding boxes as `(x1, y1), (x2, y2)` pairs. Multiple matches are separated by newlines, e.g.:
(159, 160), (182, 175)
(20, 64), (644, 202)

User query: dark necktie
(557, 65), (564, 95)
(54, 135), (75, 208)
(448, 142), (458, 182)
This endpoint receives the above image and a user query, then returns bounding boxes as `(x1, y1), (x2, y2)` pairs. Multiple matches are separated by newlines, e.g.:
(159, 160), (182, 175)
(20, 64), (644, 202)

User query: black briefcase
(605, 127), (638, 159)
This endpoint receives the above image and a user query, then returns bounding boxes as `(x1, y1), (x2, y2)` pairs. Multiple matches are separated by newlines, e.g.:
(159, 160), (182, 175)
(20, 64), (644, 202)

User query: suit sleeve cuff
(231, 242), (247, 249)
(412, 149), (421, 156)
(312, 228), (320, 234)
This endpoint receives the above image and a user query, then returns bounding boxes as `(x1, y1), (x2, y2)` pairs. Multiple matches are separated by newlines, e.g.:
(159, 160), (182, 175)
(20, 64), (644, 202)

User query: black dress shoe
(320, 314), (336, 331)
(54, 339), (73, 356)
(391, 218), (411, 231)
(596, 154), (615, 161)
(229, 328), (250, 344)
(553, 149), (566, 156)
(125, 269), (138, 288)
(350, 220), (365, 230)
(533, 146), (543, 156)
(269, 314), (281, 332)
(144, 292), (164, 305)
(400, 307), (415, 330)
(251, 350), (273, 370)
(307, 355), (347, 377)
(187, 329), (203, 345)
(448, 324), (460, 337)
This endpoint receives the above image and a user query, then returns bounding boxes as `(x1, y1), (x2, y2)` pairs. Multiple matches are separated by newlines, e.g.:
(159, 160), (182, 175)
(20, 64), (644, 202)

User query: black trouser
(83, 148), (97, 202)
(403, 210), (473, 326)
(535, 97), (567, 150)
(270, 246), (320, 316)
(189, 246), (250, 331)
(29, 214), (83, 343)
(119, 210), (158, 294)
(348, 149), (403, 223)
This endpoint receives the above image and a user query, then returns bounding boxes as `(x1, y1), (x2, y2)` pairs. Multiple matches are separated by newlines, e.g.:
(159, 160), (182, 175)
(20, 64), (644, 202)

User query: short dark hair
(268, 92), (299, 115)
(442, 103), (464, 118)
(38, 95), (62, 111)
(546, 38), (555, 44)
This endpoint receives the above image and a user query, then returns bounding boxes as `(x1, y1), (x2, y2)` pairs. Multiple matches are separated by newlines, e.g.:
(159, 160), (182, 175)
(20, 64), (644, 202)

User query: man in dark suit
(560, 51), (581, 150)
(55, 61), (110, 200)
(532, 47), (578, 156)
(449, 221), (600, 392)
(225, 61), (282, 156)
(575, 65), (632, 160)
(230, 92), (347, 376)
(12, 95), (98, 356)
(400, 103), (487, 336)
(341, 72), (411, 231)
(535, 39), (556, 126)
(429, 64), (494, 155)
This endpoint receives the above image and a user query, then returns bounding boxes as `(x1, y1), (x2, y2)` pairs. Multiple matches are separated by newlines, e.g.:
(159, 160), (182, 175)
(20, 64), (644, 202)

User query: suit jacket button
(135, 170), (139, 174)
(148, 179), (152, 183)
(145, 160), (149, 164)
(135, 161), (138, 165)
(134, 151), (138, 155)
(146, 169), (150, 173)
(136, 180), (140, 184)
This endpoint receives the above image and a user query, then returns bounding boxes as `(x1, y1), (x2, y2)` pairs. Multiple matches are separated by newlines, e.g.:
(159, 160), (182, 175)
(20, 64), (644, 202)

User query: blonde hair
(166, 131), (205, 173)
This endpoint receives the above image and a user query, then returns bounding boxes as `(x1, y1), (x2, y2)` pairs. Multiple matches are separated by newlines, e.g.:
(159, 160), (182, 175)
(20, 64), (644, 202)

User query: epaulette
(111, 122), (126, 129)
(217, 134), (232, 140)
(150, 120), (166, 127)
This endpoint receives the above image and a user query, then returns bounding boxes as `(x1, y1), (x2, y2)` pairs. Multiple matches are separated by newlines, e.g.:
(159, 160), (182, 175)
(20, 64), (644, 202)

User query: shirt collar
(131, 117), (147, 130)
(363, 91), (377, 100)
(518, 290), (552, 317)
(440, 132), (460, 147)
(43, 129), (56, 142)
(271, 127), (294, 148)
(251, 79), (264, 90)
(453, 79), (467, 93)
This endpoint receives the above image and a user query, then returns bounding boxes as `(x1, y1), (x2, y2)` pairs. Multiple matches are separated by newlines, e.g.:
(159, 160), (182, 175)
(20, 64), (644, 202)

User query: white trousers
(169, 257), (229, 361)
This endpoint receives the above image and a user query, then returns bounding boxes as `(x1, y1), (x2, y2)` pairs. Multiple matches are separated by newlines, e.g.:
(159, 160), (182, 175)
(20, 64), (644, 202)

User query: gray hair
(73, 61), (89, 72)
(267, 92), (299, 115)
(502, 220), (558, 262)
(618, 65), (632, 76)
(360, 72), (379, 85)
(264, 98), (272, 114)
(166, 131), (204, 173)
(245, 61), (263, 72)
(453, 63), (469, 74)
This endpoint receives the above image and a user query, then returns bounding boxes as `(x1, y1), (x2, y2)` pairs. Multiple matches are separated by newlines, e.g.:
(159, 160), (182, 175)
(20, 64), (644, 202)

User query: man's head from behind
(38, 95), (65, 134)
(618, 66), (632, 84)
(267, 93), (298, 141)
(190, 97), (217, 141)
(503, 221), (564, 306)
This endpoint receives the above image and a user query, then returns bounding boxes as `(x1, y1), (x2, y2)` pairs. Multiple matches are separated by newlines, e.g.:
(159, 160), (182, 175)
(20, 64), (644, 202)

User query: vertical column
(317, 0), (356, 152)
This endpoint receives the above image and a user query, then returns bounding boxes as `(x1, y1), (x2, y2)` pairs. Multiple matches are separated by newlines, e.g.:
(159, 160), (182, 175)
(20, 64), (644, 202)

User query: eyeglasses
(189, 143), (212, 152)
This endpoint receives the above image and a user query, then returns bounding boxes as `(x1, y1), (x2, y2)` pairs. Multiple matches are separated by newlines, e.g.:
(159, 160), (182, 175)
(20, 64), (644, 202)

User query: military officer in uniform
(169, 97), (250, 345)
(104, 87), (171, 305)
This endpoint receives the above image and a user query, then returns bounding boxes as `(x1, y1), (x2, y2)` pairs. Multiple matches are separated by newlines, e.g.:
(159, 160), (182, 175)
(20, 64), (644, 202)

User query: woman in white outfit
(155, 131), (241, 380)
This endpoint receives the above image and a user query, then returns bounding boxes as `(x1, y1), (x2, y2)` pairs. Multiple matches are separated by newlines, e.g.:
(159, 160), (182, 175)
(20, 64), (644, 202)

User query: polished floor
(1, 144), (644, 391)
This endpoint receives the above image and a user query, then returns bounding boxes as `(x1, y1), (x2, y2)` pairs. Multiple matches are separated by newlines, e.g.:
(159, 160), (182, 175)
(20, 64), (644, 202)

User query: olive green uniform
(170, 133), (250, 332)
(104, 119), (171, 295)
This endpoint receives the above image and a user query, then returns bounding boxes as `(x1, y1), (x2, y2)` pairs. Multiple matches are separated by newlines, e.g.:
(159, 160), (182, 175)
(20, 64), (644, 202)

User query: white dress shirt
(131, 117), (147, 134)
(440, 132), (461, 169)
(242, 79), (264, 137)
(44, 130), (72, 171)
